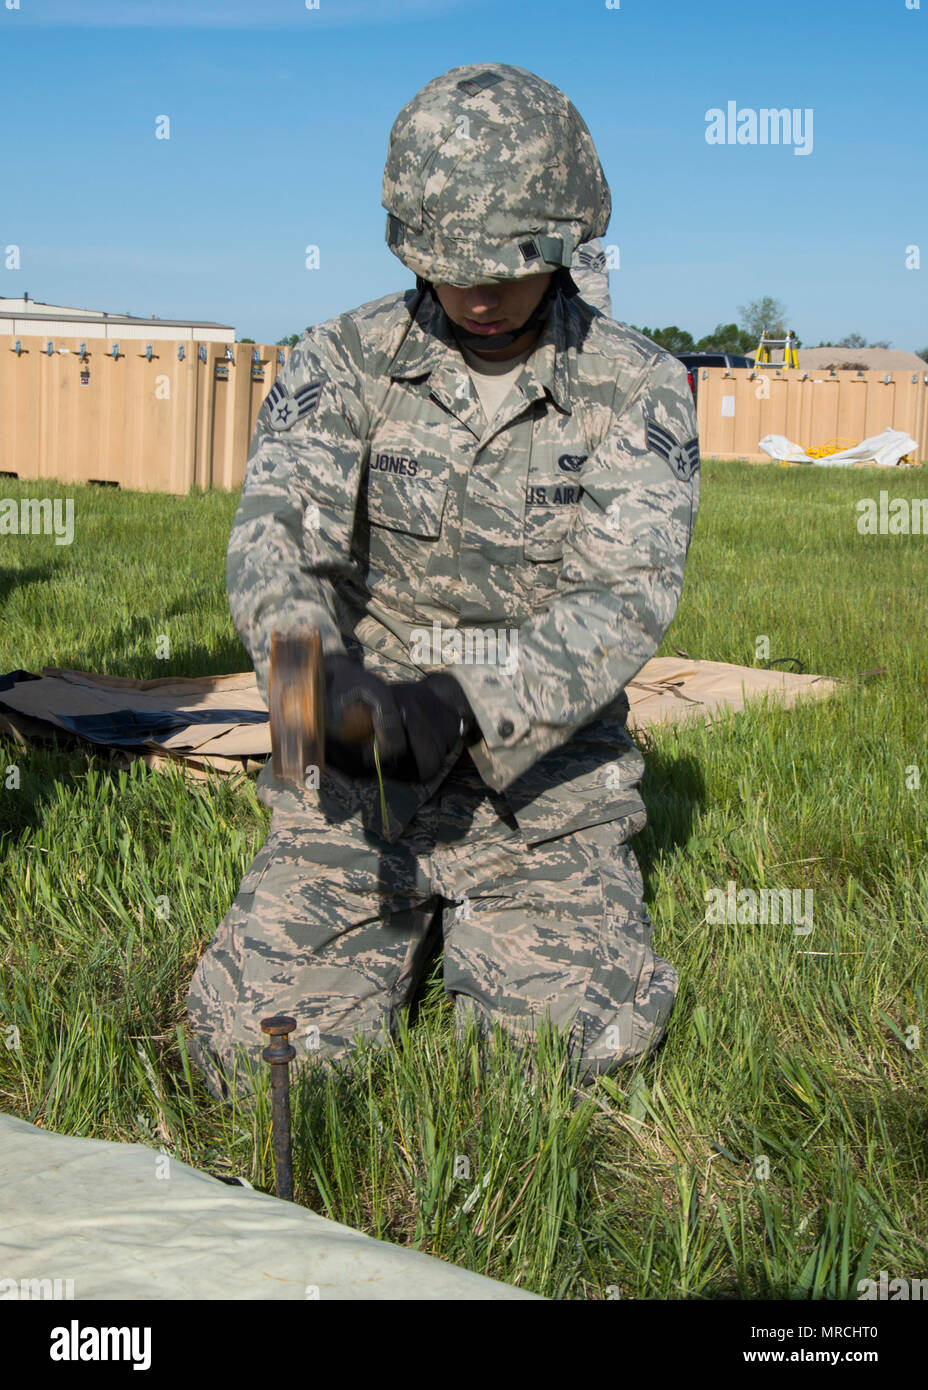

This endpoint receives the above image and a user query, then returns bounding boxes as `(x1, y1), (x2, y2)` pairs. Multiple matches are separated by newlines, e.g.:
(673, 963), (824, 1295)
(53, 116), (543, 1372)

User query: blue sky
(3, 0), (925, 350)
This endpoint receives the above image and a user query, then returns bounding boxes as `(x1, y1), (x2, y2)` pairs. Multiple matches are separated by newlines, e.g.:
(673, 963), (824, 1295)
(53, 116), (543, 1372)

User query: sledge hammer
(268, 626), (374, 786)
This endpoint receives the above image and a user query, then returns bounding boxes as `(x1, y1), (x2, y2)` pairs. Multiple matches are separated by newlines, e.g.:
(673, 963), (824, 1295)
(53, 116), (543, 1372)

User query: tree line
(241, 294), (925, 360)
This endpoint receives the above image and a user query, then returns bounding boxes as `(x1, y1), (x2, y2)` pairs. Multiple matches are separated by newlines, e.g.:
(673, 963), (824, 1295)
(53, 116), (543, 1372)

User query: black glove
(323, 653), (407, 776)
(386, 672), (480, 783)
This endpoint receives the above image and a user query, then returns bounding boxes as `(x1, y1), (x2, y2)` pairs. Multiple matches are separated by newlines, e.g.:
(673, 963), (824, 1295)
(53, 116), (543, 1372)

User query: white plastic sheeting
(759, 427), (918, 467)
(0, 1115), (541, 1300)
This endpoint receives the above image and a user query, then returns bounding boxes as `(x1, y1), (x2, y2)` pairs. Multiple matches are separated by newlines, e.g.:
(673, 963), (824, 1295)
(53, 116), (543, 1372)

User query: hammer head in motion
(268, 626), (325, 786)
(268, 626), (376, 787)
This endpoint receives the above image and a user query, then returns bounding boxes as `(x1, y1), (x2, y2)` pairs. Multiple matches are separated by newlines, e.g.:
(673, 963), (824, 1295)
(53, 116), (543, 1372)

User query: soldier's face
(434, 273), (554, 359)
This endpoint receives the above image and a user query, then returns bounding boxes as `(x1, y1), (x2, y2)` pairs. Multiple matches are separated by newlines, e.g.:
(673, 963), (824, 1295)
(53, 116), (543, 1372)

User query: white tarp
(0, 1114), (541, 1301)
(759, 426), (918, 467)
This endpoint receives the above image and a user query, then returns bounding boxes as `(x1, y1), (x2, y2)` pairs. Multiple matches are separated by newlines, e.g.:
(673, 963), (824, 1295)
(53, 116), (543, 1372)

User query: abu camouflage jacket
(227, 284), (699, 845)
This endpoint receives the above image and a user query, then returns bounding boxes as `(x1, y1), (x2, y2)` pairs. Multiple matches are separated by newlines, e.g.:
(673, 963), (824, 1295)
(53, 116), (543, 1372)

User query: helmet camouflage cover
(382, 62), (611, 288)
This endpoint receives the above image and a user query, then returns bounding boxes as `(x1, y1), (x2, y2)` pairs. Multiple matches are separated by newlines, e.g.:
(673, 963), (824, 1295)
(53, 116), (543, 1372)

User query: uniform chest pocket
(522, 480), (585, 561)
(367, 462), (449, 538)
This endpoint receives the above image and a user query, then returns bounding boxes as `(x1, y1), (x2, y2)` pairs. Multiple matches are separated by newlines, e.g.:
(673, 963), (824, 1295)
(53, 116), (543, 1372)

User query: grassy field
(0, 461), (926, 1299)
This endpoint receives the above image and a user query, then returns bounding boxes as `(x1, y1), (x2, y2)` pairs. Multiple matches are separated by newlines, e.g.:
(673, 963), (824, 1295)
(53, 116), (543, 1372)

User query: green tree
(275, 328), (311, 348)
(738, 295), (788, 342)
(918, 346), (928, 364)
(631, 325), (695, 354)
(836, 333), (892, 349)
(694, 322), (755, 354)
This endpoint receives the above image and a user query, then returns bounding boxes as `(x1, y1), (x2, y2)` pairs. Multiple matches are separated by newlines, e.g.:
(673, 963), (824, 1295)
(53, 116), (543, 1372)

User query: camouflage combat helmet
(382, 63), (611, 289)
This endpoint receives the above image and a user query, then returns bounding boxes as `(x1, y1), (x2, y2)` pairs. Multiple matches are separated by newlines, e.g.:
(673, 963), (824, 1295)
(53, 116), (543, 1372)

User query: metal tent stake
(261, 1014), (297, 1201)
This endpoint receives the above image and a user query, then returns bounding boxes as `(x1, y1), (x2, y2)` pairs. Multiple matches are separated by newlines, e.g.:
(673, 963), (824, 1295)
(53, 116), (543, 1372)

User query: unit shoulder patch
(266, 376), (327, 432)
(645, 416), (700, 480)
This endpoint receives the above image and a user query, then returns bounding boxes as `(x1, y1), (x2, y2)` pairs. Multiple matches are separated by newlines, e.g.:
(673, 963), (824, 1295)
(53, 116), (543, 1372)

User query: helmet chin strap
(418, 270), (574, 351)
(452, 287), (556, 351)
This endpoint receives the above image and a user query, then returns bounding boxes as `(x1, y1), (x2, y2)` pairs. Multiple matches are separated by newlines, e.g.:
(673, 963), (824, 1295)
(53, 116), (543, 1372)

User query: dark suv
(676, 351), (755, 400)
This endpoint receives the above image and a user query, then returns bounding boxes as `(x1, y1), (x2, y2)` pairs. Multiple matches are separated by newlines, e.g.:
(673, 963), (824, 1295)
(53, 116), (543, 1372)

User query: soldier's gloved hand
(385, 673), (481, 783)
(323, 653), (407, 776)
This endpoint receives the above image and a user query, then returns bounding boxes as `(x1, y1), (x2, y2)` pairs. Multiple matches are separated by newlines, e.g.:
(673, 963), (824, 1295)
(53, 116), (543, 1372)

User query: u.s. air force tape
(645, 416), (700, 480)
(266, 377), (326, 432)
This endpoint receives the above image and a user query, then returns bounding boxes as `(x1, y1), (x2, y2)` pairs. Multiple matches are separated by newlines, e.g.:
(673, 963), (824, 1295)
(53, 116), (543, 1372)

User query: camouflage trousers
(186, 756), (677, 1098)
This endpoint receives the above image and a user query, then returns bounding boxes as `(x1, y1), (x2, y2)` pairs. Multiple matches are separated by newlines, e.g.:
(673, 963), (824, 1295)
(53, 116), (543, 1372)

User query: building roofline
(0, 306), (233, 330)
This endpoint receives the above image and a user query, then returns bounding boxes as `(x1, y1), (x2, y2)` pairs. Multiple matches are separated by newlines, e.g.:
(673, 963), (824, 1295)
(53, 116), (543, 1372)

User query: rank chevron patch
(265, 377), (326, 432)
(645, 416), (700, 480)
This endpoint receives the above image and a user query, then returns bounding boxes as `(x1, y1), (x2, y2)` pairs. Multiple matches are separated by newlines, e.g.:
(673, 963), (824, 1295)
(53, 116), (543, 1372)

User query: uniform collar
(388, 286), (572, 416)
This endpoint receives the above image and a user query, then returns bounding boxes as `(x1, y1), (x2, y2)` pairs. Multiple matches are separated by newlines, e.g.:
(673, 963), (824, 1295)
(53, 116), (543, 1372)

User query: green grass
(1, 463), (926, 1299)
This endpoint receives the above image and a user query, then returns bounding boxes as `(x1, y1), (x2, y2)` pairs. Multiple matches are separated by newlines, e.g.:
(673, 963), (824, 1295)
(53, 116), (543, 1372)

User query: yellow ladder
(754, 328), (799, 370)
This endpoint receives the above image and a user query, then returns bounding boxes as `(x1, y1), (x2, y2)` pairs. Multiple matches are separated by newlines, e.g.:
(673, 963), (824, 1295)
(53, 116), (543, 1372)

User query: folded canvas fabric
(0, 1113), (540, 1301)
(0, 657), (843, 779)
(0, 668), (270, 779)
(623, 657), (841, 731)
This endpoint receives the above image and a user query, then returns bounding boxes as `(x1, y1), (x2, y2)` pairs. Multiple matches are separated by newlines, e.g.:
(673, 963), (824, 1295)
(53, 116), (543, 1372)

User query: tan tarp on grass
(0, 658), (843, 781)
(0, 1114), (541, 1301)
(623, 657), (841, 732)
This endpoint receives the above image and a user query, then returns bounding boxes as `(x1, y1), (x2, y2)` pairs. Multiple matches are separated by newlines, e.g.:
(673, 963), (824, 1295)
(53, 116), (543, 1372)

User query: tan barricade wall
(0, 336), (291, 494)
(696, 367), (928, 463)
(5, 343), (926, 493)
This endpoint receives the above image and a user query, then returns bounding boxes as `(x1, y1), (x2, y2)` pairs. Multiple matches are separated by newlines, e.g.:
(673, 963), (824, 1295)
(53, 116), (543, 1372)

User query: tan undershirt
(459, 340), (535, 425)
